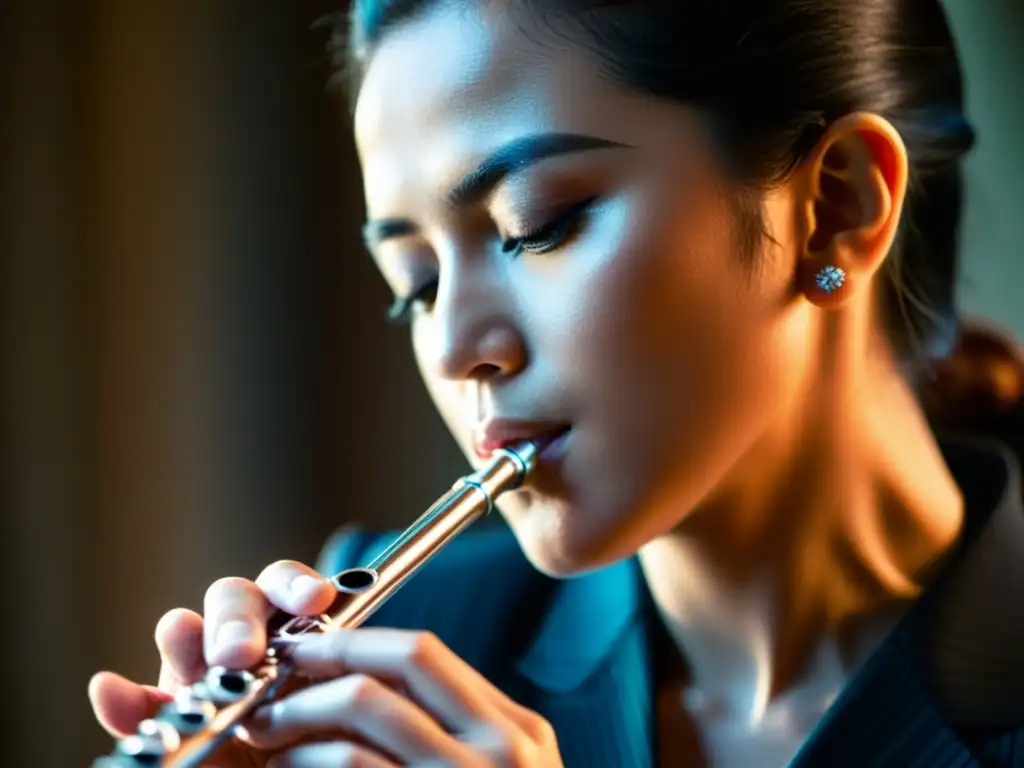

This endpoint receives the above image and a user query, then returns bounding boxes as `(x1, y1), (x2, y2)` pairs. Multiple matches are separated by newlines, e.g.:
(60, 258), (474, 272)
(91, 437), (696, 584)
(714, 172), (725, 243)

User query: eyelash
(385, 195), (598, 325)
(386, 280), (438, 324)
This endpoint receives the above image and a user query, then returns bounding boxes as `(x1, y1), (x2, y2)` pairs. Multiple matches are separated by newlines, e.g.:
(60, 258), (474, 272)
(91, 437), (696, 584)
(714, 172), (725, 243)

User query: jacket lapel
(512, 557), (658, 768)
(786, 610), (978, 767)
(791, 435), (1024, 767)
(495, 435), (1023, 768)
(507, 559), (981, 768)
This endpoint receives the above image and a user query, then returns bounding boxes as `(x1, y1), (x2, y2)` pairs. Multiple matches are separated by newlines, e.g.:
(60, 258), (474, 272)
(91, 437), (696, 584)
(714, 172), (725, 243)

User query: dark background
(1, 1), (1021, 765)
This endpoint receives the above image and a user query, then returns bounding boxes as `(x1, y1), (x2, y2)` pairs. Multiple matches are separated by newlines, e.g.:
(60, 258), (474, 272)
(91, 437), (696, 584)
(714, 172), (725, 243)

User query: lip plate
(472, 421), (570, 461)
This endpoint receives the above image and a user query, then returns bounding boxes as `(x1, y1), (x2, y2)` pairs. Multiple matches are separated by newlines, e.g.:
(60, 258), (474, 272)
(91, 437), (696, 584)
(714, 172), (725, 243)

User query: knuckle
(336, 743), (366, 768)
(406, 630), (443, 667)
(518, 709), (555, 744)
(342, 673), (382, 708)
(478, 725), (531, 766)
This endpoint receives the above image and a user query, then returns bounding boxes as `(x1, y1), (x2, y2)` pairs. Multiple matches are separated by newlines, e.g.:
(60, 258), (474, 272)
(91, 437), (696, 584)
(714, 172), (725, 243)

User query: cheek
(553, 187), (767, 408)
(552, 185), (808, 512)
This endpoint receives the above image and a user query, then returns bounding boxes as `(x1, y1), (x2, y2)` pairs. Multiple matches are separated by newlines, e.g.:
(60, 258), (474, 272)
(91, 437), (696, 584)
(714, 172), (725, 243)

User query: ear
(794, 112), (909, 309)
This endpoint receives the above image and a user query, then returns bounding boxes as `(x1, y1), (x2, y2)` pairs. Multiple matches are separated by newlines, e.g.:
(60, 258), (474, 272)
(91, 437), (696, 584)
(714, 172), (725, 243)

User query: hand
(88, 560), (565, 767)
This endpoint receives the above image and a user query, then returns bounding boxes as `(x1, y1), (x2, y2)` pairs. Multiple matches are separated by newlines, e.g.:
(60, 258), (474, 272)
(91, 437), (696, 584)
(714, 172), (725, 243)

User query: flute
(94, 439), (541, 767)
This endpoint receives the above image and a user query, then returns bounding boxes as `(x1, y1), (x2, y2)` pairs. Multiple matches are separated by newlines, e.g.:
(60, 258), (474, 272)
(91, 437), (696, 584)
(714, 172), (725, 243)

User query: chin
(519, 544), (599, 578)
(501, 495), (636, 578)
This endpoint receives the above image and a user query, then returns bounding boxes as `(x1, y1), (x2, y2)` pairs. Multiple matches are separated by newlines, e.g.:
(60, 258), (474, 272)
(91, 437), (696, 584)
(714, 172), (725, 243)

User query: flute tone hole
(216, 671), (249, 695)
(332, 567), (377, 593)
(180, 712), (205, 726)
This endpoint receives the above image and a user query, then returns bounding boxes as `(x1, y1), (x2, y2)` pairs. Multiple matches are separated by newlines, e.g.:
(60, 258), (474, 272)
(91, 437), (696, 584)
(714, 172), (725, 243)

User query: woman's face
(354, 5), (816, 575)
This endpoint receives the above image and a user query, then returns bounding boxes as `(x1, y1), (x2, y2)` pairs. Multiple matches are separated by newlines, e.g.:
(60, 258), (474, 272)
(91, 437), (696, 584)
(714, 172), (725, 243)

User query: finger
(241, 673), (477, 764)
(155, 607), (207, 692)
(203, 576), (274, 669)
(88, 671), (174, 738)
(255, 559), (336, 616)
(413, 723), (553, 768)
(266, 741), (400, 768)
(289, 629), (526, 732)
(463, 721), (548, 767)
(90, 671), (247, 768)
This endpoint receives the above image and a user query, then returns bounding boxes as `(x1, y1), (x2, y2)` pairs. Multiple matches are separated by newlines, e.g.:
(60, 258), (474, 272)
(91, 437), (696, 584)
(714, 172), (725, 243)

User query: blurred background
(1, 1), (1021, 764)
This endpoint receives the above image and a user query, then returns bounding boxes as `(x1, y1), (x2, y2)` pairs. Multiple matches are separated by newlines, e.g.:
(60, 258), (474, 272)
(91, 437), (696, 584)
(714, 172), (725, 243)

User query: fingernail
(289, 574), (321, 601)
(215, 619), (253, 656)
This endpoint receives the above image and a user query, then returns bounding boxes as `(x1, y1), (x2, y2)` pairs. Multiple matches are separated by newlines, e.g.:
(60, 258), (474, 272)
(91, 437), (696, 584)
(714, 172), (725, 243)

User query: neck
(637, 322), (965, 726)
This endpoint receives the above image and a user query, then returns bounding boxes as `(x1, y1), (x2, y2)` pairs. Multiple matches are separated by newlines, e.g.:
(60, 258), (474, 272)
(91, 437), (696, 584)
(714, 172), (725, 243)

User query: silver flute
(94, 440), (540, 767)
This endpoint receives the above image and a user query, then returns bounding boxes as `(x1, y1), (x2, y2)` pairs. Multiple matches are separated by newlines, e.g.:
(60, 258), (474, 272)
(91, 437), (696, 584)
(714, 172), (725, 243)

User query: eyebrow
(361, 132), (630, 250)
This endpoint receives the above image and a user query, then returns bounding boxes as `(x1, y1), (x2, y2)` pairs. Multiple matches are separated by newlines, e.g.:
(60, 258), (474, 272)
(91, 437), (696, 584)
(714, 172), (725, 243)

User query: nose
(421, 273), (527, 383)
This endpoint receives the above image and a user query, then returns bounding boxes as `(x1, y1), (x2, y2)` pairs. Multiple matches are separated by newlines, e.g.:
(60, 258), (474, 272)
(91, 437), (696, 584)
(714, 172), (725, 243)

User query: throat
(640, 534), (910, 729)
(637, 398), (964, 725)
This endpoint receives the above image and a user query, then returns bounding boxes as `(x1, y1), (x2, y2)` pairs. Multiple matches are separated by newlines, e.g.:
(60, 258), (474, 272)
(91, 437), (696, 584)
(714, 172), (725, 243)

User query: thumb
(88, 671), (174, 738)
(88, 671), (253, 768)
(89, 607), (207, 739)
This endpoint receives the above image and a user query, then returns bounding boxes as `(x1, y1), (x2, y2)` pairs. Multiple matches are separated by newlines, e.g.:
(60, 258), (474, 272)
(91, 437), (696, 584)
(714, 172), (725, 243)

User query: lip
(472, 418), (571, 461)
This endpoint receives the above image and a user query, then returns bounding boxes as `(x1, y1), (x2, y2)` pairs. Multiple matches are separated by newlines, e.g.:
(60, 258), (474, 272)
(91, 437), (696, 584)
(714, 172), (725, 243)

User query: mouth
(472, 419), (572, 462)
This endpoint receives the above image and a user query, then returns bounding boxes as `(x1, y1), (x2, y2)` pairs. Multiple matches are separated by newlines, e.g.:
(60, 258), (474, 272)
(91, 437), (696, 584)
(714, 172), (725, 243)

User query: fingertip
(286, 631), (351, 679)
(203, 577), (274, 669)
(155, 607), (207, 684)
(87, 670), (113, 706)
(256, 560), (335, 615)
(155, 607), (202, 639)
(205, 614), (271, 670)
(289, 573), (335, 612)
(88, 671), (167, 738)
(88, 670), (131, 706)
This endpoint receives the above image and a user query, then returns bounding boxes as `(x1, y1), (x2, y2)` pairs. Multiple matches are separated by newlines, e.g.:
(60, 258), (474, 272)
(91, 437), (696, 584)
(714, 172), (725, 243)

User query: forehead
(352, 5), (619, 207)
(354, 5), (501, 139)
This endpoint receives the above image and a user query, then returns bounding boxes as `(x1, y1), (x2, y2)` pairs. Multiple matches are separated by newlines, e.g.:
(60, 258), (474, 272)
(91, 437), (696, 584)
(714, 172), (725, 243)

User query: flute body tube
(94, 440), (540, 768)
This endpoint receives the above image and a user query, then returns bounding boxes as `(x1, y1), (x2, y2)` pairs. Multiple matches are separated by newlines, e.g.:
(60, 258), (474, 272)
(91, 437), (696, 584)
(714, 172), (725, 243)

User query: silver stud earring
(815, 265), (846, 294)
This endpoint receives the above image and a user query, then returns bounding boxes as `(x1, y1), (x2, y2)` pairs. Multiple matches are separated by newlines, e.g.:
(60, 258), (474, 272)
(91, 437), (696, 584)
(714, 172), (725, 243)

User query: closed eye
(383, 196), (599, 326)
(386, 278), (438, 325)
(501, 195), (599, 258)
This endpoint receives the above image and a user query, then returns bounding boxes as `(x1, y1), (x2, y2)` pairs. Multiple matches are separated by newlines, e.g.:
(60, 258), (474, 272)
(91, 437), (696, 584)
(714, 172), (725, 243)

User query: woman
(89, 0), (1024, 766)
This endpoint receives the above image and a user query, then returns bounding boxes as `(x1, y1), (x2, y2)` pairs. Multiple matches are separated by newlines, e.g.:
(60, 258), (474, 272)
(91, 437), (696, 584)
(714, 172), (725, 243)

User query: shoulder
(313, 523), (559, 675)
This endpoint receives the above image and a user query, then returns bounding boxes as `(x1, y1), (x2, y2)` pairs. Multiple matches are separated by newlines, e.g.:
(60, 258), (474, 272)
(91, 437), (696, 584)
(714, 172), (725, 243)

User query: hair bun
(921, 319), (1024, 436)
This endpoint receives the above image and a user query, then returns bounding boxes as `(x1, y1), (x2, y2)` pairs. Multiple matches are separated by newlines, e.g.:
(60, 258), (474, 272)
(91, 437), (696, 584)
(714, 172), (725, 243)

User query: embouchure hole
(333, 568), (377, 592)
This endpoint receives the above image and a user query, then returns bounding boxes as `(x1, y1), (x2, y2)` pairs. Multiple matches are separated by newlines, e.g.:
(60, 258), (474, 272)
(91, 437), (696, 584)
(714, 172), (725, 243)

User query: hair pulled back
(335, 0), (1024, 460)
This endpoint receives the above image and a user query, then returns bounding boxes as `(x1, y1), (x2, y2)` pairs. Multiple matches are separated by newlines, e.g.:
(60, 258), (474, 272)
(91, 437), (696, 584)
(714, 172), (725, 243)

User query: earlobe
(797, 112), (909, 309)
(799, 260), (851, 309)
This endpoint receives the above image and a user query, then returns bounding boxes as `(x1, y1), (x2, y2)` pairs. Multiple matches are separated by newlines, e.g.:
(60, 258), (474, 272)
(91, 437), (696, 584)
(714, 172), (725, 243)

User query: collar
(515, 554), (647, 693)
(919, 434), (1024, 726)
(790, 436), (1024, 765)
(513, 434), (1024, 719)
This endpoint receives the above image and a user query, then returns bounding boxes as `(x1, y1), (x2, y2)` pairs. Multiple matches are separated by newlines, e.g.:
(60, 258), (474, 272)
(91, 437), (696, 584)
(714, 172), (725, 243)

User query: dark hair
(332, 0), (1024, 461)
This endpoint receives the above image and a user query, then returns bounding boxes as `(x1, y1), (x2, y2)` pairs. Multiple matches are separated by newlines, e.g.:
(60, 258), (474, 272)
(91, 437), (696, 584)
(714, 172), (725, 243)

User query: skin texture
(88, 4), (968, 765)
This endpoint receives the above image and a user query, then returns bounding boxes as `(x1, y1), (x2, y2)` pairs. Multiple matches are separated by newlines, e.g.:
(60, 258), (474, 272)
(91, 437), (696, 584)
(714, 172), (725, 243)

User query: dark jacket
(316, 436), (1024, 767)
